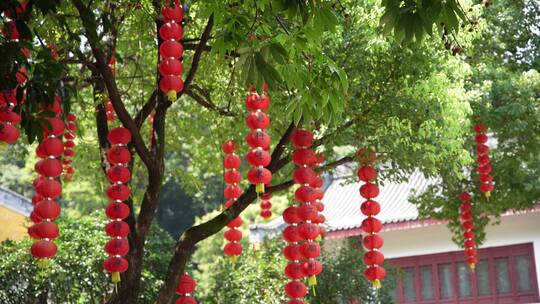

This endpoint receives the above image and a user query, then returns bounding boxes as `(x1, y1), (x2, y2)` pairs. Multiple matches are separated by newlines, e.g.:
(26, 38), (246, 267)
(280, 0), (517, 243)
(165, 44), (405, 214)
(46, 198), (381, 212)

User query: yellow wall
(0, 205), (28, 241)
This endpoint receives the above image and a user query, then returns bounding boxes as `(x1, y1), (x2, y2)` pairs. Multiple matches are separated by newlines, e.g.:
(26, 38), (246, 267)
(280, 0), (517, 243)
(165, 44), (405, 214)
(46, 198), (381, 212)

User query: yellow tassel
(485, 191), (491, 200)
(469, 263), (476, 272)
(112, 272), (120, 293)
(308, 275), (317, 286)
(372, 279), (382, 289)
(166, 91), (177, 102)
(37, 259), (48, 269)
(229, 255), (238, 264)
(256, 183), (265, 194)
(315, 235), (322, 242)
(112, 272), (121, 283)
(252, 243), (261, 251)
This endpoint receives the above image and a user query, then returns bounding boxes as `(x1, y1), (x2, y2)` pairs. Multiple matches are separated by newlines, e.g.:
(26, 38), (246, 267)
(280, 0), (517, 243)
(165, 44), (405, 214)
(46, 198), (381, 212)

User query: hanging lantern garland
(28, 97), (65, 267)
(459, 192), (477, 270)
(63, 113), (77, 182)
(103, 106), (132, 285)
(357, 149), (386, 289)
(245, 87), (272, 200)
(293, 130), (323, 288)
(222, 140), (243, 262)
(0, 3), (29, 145)
(159, 0), (184, 101)
(282, 129), (319, 303)
(175, 273), (198, 304)
(310, 155), (326, 234)
(474, 124), (494, 198)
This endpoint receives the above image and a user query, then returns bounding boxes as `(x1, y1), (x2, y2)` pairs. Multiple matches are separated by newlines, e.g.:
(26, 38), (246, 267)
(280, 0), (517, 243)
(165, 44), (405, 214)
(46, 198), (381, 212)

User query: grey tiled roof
(323, 170), (432, 232)
(0, 186), (32, 217)
(249, 168), (434, 242)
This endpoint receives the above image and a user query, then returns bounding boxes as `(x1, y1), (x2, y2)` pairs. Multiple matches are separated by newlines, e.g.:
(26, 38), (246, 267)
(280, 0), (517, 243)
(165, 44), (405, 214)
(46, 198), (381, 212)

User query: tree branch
(73, 0), (154, 169)
(184, 85), (235, 116)
(170, 14), (214, 105)
(134, 89), (158, 129)
(155, 119), (296, 303)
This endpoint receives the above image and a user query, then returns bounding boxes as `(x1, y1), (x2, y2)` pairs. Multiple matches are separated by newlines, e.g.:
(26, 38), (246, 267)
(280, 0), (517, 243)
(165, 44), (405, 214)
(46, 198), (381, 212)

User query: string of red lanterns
(474, 124), (494, 198)
(293, 130), (323, 289)
(357, 149), (386, 289)
(222, 140), (243, 262)
(29, 96), (65, 267)
(103, 107), (132, 286)
(459, 192), (477, 270)
(282, 129), (320, 303)
(63, 113), (77, 182)
(245, 87), (272, 202)
(175, 273), (198, 304)
(310, 155), (326, 234)
(0, 2), (29, 145)
(159, 0), (184, 101)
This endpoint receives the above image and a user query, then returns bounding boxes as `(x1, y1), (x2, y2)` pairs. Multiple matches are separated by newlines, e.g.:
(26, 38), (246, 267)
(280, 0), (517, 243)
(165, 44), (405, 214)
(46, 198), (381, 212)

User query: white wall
(381, 211), (540, 294)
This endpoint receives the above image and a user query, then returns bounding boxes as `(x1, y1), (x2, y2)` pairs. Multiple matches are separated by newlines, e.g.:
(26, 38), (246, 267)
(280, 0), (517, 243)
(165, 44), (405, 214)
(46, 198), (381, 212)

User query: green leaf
(268, 43), (288, 64)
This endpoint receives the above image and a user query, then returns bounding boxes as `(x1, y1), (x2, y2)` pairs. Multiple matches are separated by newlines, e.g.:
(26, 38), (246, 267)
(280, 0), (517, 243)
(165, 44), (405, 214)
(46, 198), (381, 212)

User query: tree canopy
(0, 0), (539, 303)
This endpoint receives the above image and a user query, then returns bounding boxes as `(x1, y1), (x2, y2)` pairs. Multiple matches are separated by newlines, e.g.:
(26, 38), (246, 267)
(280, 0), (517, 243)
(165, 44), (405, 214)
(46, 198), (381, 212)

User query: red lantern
(284, 281), (307, 298)
(474, 124), (494, 198)
(159, 1), (185, 102)
(357, 149), (385, 288)
(177, 274), (196, 294)
(284, 244), (304, 261)
(34, 201), (61, 220)
(283, 206), (301, 224)
(291, 130), (314, 148)
(361, 200), (381, 216)
(360, 183), (379, 199)
(221, 140), (243, 261)
(105, 221), (130, 237)
(104, 239), (130, 256)
(62, 111), (77, 182)
(0, 122), (20, 144)
(285, 262), (305, 280)
(245, 89), (272, 197)
(459, 192), (477, 270)
(32, 221), (59, 239)
(102, 122), (133, 284)
(108, 127), (132, 145)
(31, 240), (57, 259)
(363, 234), (384, 250)
(357, 165), (377, 181)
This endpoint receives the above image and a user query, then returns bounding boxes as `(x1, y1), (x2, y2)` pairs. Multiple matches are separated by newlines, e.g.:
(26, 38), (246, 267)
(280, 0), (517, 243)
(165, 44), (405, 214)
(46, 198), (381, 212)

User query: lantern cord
(372, 279), (382, 289)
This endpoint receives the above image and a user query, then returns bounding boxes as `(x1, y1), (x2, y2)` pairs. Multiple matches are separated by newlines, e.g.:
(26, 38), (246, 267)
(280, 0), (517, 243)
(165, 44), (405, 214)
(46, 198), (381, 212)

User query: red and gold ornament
(175, 273), (198, 304)
(474, 124), (494, 198)
(245, 87), (272, 196)
(29, 96), (65, 267)
(222, 140), (243, 262)
(357, 149), (385, 288)
(63, 113), (77, 181)
(459, 192), (477, 270)
(0, 2), (31, 145)
(159, 0), (184, 101)
(103, 106), (132, 285)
